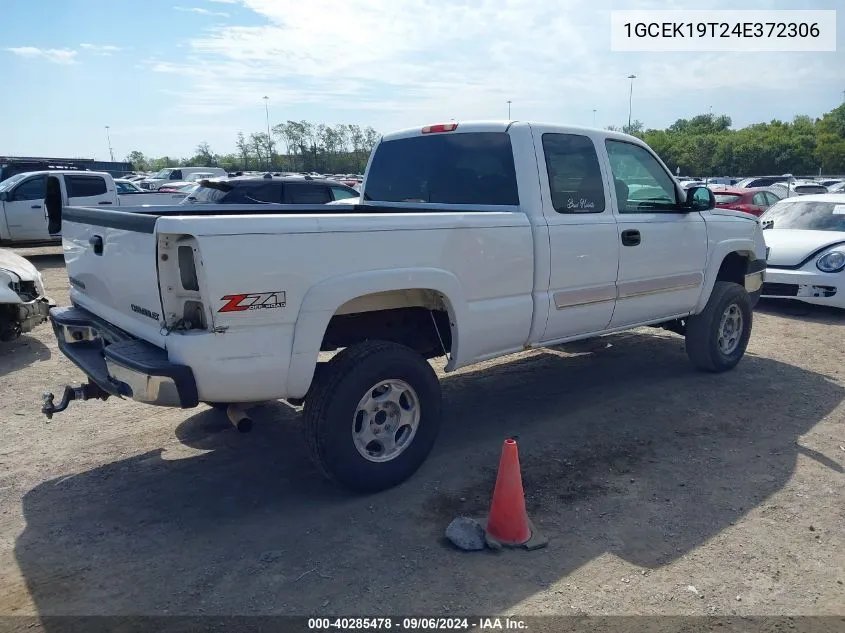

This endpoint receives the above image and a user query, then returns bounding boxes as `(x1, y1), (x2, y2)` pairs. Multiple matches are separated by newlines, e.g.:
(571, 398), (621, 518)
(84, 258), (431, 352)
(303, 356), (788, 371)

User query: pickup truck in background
(0, 170), (194, 244)
(42, 120), (767, 493)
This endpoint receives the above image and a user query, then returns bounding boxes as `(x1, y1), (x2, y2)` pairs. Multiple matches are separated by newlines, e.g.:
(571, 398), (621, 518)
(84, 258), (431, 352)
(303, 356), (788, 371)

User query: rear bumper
(50, 305), (199, 408)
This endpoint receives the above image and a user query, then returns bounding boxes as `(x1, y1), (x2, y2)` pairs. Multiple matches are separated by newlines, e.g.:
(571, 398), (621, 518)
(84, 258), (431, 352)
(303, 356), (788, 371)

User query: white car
(42, 120), (767, 492)
(760, 193), (845, 309)
(0, 248), (54, 341)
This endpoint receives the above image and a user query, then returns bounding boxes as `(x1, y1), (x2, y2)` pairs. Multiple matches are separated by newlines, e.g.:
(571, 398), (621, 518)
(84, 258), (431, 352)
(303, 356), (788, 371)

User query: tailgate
(61, 206), (167, 346)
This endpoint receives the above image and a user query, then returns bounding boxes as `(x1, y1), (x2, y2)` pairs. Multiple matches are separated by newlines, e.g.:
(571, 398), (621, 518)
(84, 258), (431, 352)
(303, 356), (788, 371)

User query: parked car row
(129, 167), (365, 192)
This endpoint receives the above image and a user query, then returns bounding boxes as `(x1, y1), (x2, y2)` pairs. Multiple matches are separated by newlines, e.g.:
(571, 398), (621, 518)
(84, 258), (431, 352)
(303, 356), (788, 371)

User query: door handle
(89, 235), (103, 255)
(98, 201), (113, 205)
(31, 204), (42, 209)
(621, 229), (641, 246)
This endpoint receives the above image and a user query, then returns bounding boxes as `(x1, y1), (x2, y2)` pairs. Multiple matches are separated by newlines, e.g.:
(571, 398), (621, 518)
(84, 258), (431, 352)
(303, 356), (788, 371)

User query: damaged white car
(760, 194), (845, 309)
(0, 249), (54, 342)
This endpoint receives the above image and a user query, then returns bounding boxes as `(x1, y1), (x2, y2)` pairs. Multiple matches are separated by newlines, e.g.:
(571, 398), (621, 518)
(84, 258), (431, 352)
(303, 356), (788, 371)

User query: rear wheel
(303, 340), (442, 493)
(685, 281), (752, 372)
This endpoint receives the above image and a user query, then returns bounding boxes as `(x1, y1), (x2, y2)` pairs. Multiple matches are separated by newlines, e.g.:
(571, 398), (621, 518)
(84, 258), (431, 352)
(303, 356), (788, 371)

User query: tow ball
(42, 382), (110, 420)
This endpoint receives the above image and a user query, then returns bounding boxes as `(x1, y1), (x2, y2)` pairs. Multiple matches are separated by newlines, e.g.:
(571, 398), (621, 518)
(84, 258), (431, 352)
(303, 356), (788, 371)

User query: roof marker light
(422, 123), (459, 134)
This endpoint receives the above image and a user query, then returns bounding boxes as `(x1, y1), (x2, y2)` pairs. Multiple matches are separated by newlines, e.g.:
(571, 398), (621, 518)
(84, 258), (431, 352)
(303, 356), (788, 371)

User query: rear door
(531, 128), (620, 342)
(61, 208), (167, 346)
(66, 174), (115, 208)
(3, 174), (47, 241)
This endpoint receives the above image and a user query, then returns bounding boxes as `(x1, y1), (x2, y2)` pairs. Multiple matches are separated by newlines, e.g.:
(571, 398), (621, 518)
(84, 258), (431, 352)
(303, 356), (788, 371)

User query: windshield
(761, 200), (845, 231)
(0, 173), (29, 192)
(714, 194), (742, 204)
(152, 169), (172, 179)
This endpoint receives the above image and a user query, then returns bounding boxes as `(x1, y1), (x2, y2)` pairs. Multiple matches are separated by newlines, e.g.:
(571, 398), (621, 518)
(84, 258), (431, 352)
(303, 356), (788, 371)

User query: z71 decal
(218, 291), (286, 313)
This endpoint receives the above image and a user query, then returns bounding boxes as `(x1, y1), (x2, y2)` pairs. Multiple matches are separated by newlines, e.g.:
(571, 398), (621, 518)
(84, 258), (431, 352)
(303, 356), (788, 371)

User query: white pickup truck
(41, 121), (767, 492)
(0, 170), (193, 244)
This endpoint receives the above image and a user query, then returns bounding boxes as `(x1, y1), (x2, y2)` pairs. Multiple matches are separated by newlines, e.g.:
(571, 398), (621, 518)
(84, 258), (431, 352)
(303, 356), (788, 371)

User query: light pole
(105, 126), (114, 162)
(627, 74), (636, 130)
(263, 95), (271, 170)
(507, 100), (512, 119)
(592, 109), (597, 126)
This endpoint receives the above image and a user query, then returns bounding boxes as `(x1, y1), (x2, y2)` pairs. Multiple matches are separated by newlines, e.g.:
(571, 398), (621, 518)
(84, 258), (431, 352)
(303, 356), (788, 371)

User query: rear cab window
(363, 132), (519, 206)
(541, 134), (605, 213)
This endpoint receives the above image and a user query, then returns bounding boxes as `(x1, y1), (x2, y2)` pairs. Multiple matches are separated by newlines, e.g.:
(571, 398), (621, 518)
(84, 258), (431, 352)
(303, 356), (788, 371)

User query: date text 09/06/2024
(307, 617), (528, 630)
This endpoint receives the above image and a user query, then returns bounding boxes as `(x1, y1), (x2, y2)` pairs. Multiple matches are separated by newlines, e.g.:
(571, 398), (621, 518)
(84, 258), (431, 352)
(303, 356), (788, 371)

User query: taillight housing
(158, 234), (212, 332)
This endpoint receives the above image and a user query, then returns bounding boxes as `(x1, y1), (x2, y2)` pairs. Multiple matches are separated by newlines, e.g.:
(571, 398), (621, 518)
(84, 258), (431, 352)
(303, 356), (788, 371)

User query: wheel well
(715, 251), (749, 286)
(321, 289), (453, 359)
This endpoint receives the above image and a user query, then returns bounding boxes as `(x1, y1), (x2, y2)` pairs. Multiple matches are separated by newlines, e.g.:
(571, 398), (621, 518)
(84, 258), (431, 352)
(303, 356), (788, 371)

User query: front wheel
(303, 340), (442, 493)
(685, 281), (752, 372)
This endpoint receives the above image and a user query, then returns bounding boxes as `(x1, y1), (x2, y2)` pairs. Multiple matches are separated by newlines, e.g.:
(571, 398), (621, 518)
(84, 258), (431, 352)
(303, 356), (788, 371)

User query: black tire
(303, 340), (442, 493)
(685, 281), (752, 372)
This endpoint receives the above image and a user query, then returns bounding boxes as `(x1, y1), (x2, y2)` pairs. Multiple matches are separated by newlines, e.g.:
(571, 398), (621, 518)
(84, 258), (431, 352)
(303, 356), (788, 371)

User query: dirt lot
(0, 246), (843, 620)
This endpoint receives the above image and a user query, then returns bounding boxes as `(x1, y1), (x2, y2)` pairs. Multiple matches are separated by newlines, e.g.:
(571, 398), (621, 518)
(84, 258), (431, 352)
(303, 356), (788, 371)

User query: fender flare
(284, 267), (467, 398)
(695, 239), (759, 313)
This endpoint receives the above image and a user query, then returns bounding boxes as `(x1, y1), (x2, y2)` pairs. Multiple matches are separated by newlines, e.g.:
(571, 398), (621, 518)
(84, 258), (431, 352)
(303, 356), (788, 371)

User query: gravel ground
(0, 245), (843, 621)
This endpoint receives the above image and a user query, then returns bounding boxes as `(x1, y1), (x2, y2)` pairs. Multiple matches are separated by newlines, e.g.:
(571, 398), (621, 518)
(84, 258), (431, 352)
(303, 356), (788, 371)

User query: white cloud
(153, 0), (845, 131)
(174, 6), (230, 17)
(5, 46), (78, 64)
(80, 43), (123, 55)
(207, 0), (238, 3)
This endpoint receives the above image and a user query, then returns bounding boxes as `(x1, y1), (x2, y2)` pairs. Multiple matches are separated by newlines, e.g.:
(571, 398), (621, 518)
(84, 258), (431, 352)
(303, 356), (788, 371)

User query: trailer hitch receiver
(42, 382), (110, 420)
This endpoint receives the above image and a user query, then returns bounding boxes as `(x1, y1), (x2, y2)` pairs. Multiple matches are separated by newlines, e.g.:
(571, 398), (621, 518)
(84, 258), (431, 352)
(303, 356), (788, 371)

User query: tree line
(126, 121), (381, 175)
(614, 102), (845, 176)
(126, 103), (845, 177)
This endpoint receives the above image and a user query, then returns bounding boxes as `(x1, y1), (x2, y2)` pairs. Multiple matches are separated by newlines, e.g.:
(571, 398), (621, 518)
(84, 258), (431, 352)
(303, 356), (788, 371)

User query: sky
(1, 0), (844, 161)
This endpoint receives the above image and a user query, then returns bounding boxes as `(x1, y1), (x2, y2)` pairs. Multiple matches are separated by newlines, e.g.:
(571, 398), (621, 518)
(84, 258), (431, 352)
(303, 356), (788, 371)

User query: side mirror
(0, 191), (7, 202)
(686, 185), (715, 211)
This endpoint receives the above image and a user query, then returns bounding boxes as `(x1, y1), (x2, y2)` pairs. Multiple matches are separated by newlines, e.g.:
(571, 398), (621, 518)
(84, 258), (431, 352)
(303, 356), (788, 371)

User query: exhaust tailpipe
(226, 404), (253, 433)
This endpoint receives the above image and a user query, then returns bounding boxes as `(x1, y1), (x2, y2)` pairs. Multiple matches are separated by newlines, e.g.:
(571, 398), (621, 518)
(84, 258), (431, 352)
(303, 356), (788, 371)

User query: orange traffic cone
(485, 438), (547, 550)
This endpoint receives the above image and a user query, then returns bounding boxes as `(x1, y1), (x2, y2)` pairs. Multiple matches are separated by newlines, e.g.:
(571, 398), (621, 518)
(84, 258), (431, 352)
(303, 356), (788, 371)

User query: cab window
(542, 133), (606, 213)
(11, 175), (47, 201)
